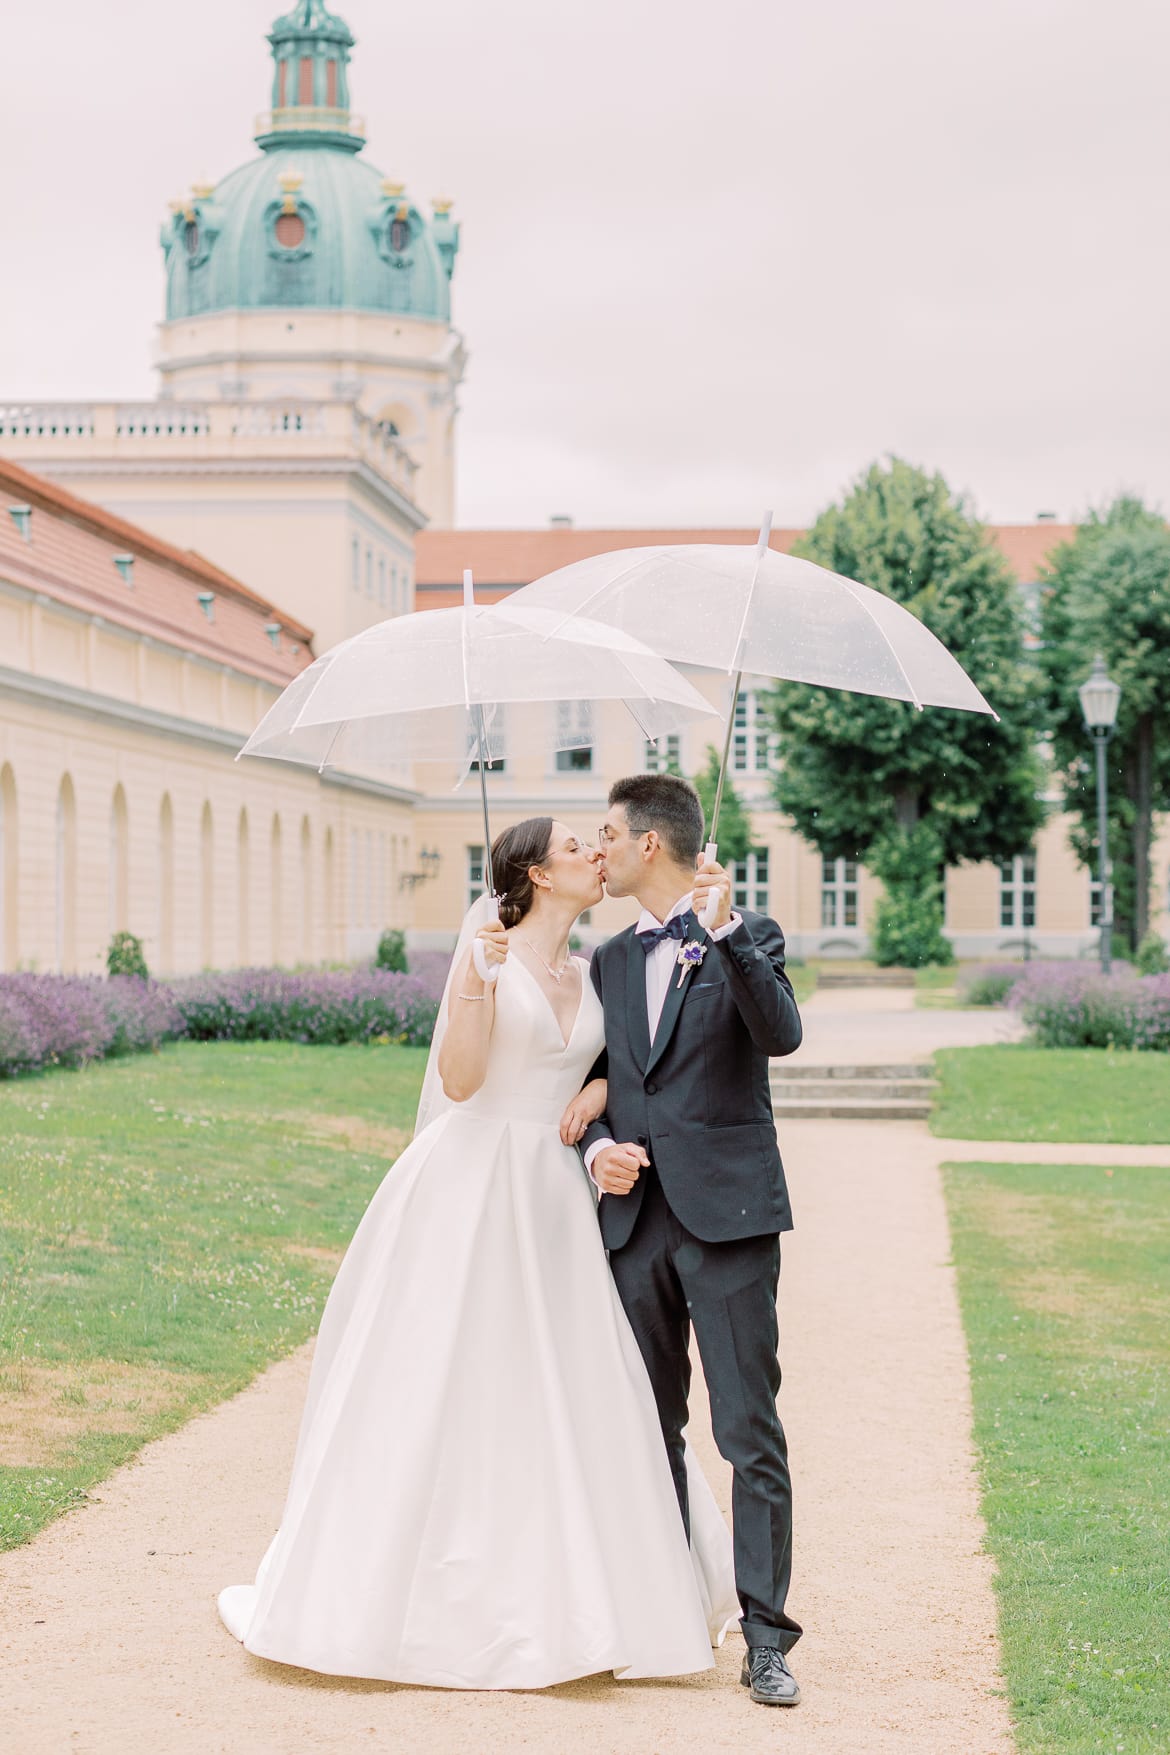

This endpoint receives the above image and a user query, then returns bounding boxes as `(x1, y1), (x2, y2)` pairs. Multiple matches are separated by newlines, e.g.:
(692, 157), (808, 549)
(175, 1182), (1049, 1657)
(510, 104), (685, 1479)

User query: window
(555, 701), (593, 771)
(298, 56), (313, 105)
(377, 556), (386, 608)
(821, 856), (858, 929)
(998, 854), (1036, 929)
(467, 844), (486, 909)
(1090, 874), (1108, 929)
(325, 59), (338, 106)
(733, 847), (769, 913)
(274, 212), (306, 249)
(351, 537), (360, 592)
(644, 735), (680, 774)
(731, 691), (777, 773)
(389, 216), (411, 253)
(365, 548), (373, 598)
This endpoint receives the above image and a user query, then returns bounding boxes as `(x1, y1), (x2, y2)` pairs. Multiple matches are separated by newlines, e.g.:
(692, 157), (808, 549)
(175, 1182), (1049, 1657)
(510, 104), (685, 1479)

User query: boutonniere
(675, 939), (708, 989)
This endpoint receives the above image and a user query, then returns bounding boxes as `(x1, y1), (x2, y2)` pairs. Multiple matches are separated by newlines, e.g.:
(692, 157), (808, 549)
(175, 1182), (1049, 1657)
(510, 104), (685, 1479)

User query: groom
(583, 772), (804, 1707)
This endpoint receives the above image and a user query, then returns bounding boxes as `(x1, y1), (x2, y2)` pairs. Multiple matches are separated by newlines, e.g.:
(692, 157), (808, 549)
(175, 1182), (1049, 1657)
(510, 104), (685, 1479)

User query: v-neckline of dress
(512, 952), (586, 1052)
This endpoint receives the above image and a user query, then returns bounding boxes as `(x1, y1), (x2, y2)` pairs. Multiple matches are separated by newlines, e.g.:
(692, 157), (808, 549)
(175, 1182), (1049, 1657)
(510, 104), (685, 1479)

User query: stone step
(770, 1078), (937, 1100)
(772, 1097), (934, 1120)
(815, 970), (916, 989)
(771, 1062), (933, 1082)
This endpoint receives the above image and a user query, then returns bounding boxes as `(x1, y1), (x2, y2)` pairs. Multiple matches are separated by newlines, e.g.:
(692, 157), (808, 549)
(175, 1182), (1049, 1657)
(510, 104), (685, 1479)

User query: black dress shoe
(740, 1647), (801, 1706)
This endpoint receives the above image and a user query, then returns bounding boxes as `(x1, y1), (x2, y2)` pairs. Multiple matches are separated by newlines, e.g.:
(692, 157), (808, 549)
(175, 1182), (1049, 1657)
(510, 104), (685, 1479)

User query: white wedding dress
(218, 951), (737, 1688)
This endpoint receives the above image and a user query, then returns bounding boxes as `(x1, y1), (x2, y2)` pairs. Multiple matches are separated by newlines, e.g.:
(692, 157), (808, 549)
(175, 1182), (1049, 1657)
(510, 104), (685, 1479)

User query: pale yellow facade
(0, 399), (423, 659)
(155, 307), (462, 528)
(0, 567), (416, 977)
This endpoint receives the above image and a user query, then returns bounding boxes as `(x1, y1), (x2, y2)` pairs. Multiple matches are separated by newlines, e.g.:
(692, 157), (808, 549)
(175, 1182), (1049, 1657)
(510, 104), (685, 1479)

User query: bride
(217, 816), (736, 1688)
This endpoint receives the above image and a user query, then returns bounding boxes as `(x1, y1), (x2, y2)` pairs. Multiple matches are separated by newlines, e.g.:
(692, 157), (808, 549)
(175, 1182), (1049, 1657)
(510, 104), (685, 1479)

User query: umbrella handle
(698, 841), (721, 929)
(470, 895), (502, 983)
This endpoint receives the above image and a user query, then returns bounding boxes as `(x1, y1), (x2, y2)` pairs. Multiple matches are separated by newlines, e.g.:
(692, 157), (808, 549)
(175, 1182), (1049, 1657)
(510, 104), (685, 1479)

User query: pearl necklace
(518, 935), (573, 984)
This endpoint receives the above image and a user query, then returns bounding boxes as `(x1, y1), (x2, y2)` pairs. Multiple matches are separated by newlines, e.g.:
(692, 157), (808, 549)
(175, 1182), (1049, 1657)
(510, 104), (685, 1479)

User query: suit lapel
(624, 930), (652, 1072)
(646, 915), (707, 1077)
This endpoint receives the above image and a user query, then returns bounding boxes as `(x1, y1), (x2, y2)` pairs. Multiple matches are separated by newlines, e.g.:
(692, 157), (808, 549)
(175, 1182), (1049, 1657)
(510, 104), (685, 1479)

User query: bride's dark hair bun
(491, 817), (554, 928)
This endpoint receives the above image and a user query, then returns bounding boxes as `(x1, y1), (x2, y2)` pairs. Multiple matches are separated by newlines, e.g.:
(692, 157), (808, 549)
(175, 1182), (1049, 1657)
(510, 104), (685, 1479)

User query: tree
(766, 459), (1046, 960)
(692, 745), (753, 866)
(1039, 498), (1170, 951)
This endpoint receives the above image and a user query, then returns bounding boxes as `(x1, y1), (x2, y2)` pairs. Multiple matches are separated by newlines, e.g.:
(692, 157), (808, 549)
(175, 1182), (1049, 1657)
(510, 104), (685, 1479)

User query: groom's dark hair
(609, 773), (704, 866)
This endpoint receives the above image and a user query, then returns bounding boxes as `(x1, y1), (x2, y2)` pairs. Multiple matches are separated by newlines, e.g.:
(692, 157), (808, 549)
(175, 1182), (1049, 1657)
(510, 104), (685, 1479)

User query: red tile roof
(415, 522), (1079, 608)
(0, 458), (312, 686)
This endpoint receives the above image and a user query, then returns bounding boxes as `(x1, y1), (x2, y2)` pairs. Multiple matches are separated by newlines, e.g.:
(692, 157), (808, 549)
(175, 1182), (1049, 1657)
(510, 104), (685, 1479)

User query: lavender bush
(1009, 964), (1170, 1051)
(171, 968), (439, 1047)
(0, 975), (182, 1078)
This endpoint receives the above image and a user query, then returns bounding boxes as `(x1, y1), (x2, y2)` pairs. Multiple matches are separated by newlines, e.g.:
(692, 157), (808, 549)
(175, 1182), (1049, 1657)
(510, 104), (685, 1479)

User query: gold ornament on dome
(380, 179), (405, 198)
(432, 197), (454, 214)
(278, 169), (305, 216)
(191, 181), (215, 200)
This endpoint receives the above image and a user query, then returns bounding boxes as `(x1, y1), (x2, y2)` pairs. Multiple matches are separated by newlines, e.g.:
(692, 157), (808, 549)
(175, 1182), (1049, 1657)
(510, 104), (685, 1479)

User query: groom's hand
(692, 857), (732, 931)
(593, 1142), (649, 1196)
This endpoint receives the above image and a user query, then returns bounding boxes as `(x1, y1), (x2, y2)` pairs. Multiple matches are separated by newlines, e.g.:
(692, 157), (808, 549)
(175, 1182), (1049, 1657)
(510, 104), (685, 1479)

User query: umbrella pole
(699, 513), (771, 925)
(463, 565), (496, 899)
(707, 670), (743, 849)
(475, 704), (495, 896)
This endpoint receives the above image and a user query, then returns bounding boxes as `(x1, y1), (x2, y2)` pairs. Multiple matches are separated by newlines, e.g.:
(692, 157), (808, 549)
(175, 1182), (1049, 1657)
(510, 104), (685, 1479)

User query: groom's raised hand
(592, 1142), (649, 1196)
(692, 857), (732, 931)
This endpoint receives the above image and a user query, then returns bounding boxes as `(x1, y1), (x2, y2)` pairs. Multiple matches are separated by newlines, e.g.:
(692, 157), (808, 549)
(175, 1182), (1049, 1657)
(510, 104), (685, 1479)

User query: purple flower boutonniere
(675, 939), (708, 989)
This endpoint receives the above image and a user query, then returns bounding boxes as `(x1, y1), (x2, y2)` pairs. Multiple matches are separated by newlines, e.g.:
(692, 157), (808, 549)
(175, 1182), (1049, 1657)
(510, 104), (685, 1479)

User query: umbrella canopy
(504, 518), (997, 924)
(238, 578), (718, 893)
(504, 529), (996, 717)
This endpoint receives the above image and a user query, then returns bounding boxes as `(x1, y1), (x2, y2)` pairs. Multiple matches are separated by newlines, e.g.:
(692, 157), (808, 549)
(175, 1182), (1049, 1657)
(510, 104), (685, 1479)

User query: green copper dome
(161, 1), (458, 323)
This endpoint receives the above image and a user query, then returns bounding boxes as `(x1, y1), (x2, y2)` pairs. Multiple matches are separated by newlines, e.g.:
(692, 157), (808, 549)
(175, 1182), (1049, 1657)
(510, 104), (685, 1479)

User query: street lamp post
(1077, 653), (1122, 974)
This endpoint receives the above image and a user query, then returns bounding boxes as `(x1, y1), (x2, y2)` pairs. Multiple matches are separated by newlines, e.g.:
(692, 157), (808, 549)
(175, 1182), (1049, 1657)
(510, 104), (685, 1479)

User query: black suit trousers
(608, 1163), (801, 1653)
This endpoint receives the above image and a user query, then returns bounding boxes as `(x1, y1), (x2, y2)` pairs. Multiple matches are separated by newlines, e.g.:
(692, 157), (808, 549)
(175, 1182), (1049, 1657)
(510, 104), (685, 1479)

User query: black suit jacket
(583, 909), (802, 1249)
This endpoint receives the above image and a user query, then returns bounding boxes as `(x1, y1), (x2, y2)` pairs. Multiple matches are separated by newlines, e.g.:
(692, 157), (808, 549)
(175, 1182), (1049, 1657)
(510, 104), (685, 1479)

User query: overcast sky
(3, 0), (1167, 529)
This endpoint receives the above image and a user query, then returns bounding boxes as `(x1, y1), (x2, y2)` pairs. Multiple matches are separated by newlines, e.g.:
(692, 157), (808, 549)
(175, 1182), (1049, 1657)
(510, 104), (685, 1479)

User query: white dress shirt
(583, 893), (742, 1178)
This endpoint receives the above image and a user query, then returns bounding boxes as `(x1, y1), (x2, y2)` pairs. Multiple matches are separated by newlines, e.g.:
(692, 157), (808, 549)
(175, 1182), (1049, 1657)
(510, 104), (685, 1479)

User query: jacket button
(646, 1082), (658, 1095)
(637, 1136), (648, 1146)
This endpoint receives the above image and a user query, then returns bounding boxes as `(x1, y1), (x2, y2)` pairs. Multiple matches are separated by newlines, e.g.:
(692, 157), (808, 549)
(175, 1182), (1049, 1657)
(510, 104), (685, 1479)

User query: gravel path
(2, 992), (1031, 1751)
(0, 1114), (1015, 1754)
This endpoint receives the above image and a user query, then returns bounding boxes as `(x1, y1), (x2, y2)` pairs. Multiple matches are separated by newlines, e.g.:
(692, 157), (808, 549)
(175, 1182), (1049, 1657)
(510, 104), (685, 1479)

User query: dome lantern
(255, 0), (364, 154)
(158, 2), (460, 327)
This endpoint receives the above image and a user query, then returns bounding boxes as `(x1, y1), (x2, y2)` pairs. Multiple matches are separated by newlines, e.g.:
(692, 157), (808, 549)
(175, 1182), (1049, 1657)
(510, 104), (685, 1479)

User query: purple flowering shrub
(171, 969), (439, 1047)
(400, 950), (453, 1003)
(0, 975), (182, 1078)
(1009, 964), (1170, 1051)
(0, 964), (442, 1079)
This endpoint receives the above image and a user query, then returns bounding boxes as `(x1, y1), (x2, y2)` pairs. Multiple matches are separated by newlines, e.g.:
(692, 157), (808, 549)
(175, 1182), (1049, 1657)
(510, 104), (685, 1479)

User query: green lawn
(946, 1161), (1170, 1753)
(0, 1040), (427, 1549)
(933, 1046), (1170, 1144)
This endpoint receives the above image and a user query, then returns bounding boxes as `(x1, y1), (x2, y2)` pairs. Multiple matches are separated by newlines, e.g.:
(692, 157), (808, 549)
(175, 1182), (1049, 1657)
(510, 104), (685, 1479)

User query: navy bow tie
(638, 912), (693, 953)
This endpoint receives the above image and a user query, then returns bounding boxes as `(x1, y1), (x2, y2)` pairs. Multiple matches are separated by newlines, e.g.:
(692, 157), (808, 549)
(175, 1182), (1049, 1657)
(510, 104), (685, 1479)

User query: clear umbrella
(238, 571), (718, 895)
(504, 515), (997, 921)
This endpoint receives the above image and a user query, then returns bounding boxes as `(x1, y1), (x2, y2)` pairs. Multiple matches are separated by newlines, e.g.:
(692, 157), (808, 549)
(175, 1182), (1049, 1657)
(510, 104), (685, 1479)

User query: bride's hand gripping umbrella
(501, 515), (998, 926)
(237, 568), (720, 947)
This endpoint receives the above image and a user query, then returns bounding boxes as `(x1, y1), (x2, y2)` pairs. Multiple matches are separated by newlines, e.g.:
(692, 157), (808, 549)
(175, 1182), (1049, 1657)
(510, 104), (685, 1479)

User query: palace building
(1, 0), (1164, 975)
